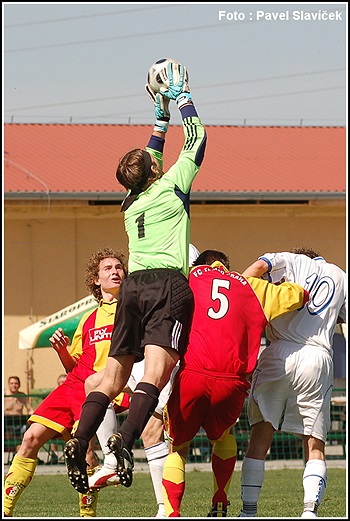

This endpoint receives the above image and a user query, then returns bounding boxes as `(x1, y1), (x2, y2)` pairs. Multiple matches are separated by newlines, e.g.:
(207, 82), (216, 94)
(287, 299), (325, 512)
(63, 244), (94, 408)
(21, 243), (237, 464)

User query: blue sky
(3, 2), (347, 126)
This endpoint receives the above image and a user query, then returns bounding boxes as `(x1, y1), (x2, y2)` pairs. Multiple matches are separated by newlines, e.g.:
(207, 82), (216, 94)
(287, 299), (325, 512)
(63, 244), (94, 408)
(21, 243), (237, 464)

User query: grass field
(8, 468), (347, 518)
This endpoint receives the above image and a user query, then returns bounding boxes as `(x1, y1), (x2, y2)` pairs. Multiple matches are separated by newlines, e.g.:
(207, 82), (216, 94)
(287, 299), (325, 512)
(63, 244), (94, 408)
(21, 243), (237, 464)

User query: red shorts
(165, 367), (250, 447)
(29, 379), (130, 441)
(29, 379), (86, 441)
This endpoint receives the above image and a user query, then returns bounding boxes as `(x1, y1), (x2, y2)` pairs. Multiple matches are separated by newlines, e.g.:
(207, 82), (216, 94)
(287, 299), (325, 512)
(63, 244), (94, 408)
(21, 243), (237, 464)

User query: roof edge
(4, 123), (346, 129)
(4, 191), (346, 202)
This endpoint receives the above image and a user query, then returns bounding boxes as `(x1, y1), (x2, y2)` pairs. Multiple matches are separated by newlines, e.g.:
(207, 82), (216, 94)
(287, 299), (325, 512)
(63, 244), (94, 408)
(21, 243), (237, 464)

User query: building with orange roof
(4, 123), (346, 390)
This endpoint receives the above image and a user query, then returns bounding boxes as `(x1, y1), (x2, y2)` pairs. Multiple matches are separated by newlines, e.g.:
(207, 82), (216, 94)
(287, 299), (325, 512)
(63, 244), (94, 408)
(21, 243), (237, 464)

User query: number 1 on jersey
(136, 212), (145, 239)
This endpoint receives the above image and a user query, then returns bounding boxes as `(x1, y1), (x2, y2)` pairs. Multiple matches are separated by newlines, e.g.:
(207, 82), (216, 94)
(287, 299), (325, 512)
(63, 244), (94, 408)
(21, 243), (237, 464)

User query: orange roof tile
(4, 124), (345, 200)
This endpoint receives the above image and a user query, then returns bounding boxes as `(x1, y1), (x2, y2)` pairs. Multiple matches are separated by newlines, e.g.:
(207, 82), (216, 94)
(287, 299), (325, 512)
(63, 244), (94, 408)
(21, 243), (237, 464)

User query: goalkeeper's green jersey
(121, 116), (206, 277)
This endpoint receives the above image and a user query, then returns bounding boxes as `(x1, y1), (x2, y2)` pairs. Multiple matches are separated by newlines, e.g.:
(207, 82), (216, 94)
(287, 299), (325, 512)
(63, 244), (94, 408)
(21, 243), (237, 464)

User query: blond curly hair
(85, 248), (128, 301)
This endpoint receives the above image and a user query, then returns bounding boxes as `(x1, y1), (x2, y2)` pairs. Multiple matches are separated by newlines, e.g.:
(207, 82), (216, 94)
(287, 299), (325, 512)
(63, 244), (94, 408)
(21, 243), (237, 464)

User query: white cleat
(88, 465), (120, 489)
(301, 500), (318, 518)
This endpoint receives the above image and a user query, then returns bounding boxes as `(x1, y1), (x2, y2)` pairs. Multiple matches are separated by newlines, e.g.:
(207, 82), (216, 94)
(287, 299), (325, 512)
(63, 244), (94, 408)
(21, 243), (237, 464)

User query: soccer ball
(147, 58), (188, 93)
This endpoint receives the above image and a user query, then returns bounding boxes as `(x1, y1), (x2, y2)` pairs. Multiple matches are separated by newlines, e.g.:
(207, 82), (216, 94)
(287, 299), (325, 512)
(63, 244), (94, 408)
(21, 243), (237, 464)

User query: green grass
(10, 468), (346, 518)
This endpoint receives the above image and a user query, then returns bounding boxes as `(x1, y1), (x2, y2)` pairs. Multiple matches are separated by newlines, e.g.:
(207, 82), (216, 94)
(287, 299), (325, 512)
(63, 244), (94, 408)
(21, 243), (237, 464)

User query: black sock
(119, 382), (160, 451)
(74, 391), (111, 453)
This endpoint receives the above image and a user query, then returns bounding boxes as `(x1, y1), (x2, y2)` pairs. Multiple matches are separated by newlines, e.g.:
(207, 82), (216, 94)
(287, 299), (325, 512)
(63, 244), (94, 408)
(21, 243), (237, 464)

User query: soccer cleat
(238, 501), (257, 517)
(207, 501), (229, 517)
(63, 438), (89, 494)
(88, 465), (120, 489)
(106, 433), (134, 488)
(154, 504), (166, 518)
(301, 500), (318, 518)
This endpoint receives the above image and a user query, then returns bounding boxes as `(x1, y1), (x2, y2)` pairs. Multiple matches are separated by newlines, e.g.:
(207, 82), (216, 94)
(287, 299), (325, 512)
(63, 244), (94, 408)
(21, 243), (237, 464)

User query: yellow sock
(3, 454), (37, 516)
(79, 468), (99, 517)
(212, 433), (237, 505)
(162, 452), (186, 517)
(79, 490), (99, 517)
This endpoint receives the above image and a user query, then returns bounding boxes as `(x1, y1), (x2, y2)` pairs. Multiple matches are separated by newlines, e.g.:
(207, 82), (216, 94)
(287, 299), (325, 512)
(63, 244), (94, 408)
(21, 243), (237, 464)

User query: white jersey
(260, 252), (346, 354)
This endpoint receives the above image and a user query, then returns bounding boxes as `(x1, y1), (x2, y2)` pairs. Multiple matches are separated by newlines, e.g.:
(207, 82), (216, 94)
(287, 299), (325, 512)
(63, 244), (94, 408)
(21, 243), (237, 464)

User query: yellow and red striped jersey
(67, 299), (117, 384)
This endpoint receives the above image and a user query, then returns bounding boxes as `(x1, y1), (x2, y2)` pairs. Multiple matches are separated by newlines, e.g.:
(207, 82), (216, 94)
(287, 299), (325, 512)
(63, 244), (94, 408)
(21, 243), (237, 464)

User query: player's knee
(141, 417), (164, 447)
(85, 371), (102, 394)
(19, 428), (41, 454)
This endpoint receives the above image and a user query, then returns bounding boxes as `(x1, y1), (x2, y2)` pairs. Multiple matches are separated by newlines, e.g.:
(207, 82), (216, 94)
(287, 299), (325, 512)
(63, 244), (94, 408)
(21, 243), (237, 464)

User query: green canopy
(18, 296), (98, 350)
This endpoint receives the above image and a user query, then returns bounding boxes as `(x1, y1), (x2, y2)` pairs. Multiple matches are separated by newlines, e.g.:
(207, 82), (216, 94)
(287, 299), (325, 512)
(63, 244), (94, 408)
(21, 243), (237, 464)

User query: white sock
(145, 441), (169, 516)
(303, 459), (327, 513)
(240, 457), (265, 516)
(96, 403), (118, 471)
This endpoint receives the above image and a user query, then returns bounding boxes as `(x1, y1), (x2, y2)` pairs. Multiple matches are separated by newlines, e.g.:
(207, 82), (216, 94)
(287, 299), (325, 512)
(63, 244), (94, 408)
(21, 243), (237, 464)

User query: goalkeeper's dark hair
(116, 149), (162, 194)
(192, 249), (230, 270)
(289, 246), (321, 259)
(85, 247), (128, 301)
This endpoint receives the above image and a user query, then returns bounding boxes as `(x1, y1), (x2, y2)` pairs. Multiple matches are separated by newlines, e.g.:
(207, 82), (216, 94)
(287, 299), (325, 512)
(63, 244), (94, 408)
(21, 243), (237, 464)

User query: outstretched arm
(146, 61), (207, 189)
(242, 259), (269, 278)
(144, 84), (169, 163)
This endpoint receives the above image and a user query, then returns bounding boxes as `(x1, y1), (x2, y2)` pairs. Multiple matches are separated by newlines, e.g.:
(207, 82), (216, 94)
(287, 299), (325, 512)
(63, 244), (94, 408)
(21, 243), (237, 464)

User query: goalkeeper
(63, 60), (207, 494)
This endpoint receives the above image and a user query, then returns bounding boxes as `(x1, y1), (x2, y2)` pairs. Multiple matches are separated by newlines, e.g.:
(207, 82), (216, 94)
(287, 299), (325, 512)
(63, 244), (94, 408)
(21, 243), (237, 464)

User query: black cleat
(63, 438), (89, 493)
(107, 433), (134, 487)
(207, 501), (229, 517)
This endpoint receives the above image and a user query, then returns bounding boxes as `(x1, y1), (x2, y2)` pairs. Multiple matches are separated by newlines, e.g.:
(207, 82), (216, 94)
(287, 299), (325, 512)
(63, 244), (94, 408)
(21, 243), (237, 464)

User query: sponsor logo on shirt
(89, 325), (113, 343)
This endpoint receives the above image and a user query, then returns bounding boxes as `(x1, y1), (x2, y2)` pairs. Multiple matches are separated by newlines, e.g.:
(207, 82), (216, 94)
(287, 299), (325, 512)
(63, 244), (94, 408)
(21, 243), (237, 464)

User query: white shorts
(248, 341), (333, 442)
(127, 361), (178, 416)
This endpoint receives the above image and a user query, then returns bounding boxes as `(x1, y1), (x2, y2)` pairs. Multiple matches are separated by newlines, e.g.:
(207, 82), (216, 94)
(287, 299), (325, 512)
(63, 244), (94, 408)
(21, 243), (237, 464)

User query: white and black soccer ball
(147, 58), (187, 93)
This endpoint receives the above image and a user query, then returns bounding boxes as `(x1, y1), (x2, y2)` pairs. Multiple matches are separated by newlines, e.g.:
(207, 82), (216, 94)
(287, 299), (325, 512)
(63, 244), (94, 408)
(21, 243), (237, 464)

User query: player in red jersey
(162, 249), (310, 518)
(3, 248), (128, 518)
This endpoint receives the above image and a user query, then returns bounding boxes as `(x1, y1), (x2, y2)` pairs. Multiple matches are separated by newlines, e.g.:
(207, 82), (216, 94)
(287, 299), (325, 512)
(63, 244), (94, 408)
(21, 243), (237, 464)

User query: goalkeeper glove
(145, 83), (170, 133)
(162, 62), (192, 109)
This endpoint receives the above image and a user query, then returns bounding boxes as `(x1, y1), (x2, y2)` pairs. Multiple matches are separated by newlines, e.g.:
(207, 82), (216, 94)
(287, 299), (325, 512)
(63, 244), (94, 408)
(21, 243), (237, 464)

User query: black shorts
(109, 268), (194, 362)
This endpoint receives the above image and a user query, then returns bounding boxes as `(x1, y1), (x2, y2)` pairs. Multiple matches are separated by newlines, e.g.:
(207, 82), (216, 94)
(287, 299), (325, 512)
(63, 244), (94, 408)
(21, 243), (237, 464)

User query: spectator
(4, 376), (34, 463)
(4, 376), (34, 416)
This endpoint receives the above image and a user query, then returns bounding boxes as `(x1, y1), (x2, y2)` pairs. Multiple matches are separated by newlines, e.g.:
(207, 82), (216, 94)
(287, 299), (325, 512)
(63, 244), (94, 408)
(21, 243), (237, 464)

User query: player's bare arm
(242, 259), (269, 278)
